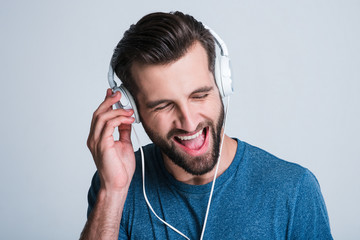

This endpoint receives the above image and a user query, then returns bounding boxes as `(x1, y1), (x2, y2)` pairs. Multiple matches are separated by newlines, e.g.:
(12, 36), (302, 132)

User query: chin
(166, 125), (220, 176)
(142, 103), (225, 176)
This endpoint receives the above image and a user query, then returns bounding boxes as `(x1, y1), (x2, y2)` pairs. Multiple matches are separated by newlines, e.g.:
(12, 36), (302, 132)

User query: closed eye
(192, 93), (209, 99)
(154, 103), (173, 112)
(190, 86), (213, 100)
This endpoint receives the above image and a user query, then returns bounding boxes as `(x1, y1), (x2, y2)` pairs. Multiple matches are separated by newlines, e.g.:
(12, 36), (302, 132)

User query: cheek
(198, 97), (223, 118)
(142, 112), (172, 136)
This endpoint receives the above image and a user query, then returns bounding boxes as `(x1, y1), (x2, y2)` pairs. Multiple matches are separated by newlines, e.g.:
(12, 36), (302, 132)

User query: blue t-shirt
(87, 139), (332, 239)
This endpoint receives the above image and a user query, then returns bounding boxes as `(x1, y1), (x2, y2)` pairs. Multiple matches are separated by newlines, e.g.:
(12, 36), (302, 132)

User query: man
(81, 11), (332, 239)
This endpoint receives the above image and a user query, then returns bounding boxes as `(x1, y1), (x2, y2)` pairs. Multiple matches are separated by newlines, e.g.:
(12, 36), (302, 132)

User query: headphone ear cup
(113, 85), (140, 123)
(215, 55), (233, 98)
(214, 57), (224, 98)
(220, 56), (233, 97)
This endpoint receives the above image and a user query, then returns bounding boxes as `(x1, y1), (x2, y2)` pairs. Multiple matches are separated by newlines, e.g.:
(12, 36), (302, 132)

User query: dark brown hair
(111, 11), (215, 97)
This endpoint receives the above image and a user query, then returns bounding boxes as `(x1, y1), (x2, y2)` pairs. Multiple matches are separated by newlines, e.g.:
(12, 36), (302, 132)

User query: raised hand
(87, 89), (136, 192)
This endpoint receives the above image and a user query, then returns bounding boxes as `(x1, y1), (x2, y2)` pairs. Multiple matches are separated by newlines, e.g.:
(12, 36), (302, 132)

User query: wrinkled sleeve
(289, 169), (333, 239)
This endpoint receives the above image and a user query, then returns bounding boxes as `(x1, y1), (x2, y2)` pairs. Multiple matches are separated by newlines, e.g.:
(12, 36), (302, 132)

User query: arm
(80, 188), (127, 239)
(80, 89), (136, 240)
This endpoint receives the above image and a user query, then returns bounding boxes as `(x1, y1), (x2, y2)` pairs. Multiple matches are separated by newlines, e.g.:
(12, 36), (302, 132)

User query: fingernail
(111, 92), (118, 97)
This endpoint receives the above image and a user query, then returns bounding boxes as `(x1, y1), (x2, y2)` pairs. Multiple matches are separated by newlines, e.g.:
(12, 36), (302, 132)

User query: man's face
(132, 42), (224, 176)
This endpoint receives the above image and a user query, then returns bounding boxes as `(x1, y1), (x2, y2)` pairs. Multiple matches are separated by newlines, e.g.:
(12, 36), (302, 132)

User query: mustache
(167, 122), (208, 139)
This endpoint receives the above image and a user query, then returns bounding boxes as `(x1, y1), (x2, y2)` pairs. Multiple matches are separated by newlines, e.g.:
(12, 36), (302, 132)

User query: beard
(142, 103), (225, 176)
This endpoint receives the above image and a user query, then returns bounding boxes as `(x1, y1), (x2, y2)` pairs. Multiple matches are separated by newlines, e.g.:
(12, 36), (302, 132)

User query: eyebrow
(145, 99), (172, 109)
(145, 86), (214, 109)
(191, 86), (214, 95)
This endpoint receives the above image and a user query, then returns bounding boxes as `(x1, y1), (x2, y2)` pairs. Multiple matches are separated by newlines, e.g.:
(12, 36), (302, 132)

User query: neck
(162, 134), (237, 185)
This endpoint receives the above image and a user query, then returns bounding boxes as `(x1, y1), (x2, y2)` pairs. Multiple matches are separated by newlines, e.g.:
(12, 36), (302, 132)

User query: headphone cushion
(220, 56), (233, 97)
(214, 57), (224, 97)
(113, 85), (141, 123)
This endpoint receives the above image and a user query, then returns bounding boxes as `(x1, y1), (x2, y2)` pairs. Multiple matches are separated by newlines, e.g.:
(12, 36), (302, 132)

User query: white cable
(132, 96), (230, 240)
(199, 96), (230, 240)
(133, 127), (191, 240)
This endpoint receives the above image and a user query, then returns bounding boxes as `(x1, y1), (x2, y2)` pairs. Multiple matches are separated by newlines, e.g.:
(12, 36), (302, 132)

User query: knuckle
(86, 138), (92, 149)
(92, 110), (99, 120)
(96, 112), (106, 123)
(87, 139), (94, 151)
(105, 119), (115, 128)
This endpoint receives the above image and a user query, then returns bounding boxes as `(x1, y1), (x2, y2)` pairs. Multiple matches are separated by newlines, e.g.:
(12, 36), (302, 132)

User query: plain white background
(1, 0), (359, 239)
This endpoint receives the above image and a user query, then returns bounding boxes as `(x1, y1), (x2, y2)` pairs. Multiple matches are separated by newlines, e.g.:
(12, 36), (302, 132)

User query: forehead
(131, 42), (215, 102)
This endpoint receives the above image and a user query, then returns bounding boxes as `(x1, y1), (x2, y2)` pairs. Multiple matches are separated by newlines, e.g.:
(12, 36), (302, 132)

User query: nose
(174, 103), (198, 132)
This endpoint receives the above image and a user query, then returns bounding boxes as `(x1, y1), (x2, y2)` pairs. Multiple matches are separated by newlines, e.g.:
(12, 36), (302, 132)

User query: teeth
(177, 129), (203, 141)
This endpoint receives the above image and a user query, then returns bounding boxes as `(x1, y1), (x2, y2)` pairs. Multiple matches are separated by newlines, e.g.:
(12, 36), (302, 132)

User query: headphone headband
(108, 63), (117, 89)
(204, 25), (233, 98)
(203, 25), (229, 57)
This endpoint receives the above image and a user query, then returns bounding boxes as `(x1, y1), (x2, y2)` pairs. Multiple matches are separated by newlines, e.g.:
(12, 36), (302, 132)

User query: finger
(95, 91), (121, 117)
(105, 88), (113, 111)
(118, 123), (132, 143)
(106, 88), (112, 98)
(90, 91), (122, 136)
(92, 109), (134, 144)
(90, 89), (116, 131)
(99, 116), (135, 145)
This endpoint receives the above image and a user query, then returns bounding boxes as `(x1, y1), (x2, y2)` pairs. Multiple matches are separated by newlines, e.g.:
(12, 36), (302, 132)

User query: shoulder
(239, 140), (317, 193)
(243, 141), (305, 172)
(238, 140), (332, 238)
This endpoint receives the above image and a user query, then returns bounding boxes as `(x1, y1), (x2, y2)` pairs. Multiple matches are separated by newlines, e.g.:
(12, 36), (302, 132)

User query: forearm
(80, 188), (128, 240)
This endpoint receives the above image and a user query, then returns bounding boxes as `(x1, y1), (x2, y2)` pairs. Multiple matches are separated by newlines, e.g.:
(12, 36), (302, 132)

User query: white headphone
(107, 25), (233, 124)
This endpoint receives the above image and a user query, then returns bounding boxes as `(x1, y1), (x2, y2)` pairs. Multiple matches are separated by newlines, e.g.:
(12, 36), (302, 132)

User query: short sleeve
(87, 171), (100, 218)
(289, 169), (333, 239)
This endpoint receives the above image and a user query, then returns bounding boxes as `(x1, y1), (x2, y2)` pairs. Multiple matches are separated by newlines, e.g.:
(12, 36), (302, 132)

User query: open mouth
(173, 127), (209, 154)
